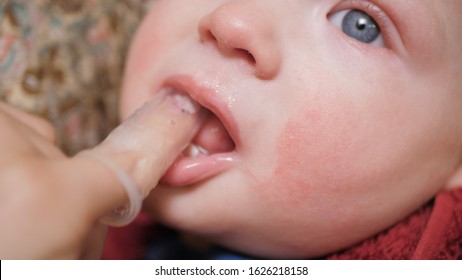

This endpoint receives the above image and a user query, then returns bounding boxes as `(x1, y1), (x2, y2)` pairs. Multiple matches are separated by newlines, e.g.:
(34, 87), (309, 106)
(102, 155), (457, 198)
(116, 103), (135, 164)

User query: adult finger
(66, 91), (205, 220)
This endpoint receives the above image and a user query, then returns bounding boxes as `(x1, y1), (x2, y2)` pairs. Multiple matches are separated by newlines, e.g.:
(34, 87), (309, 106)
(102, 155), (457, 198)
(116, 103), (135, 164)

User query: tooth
(195, 144), (210, 156)
(184, 143), (210, 158)
(189, 144), (200, 158)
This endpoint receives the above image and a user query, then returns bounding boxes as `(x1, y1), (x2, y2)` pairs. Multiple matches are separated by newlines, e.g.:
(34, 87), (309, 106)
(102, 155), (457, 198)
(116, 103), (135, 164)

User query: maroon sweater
(103, 189), (462, 260)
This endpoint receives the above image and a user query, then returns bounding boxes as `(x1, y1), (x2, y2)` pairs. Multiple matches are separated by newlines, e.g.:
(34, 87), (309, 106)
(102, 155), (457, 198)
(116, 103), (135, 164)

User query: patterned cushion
(0, 0), (153, 154)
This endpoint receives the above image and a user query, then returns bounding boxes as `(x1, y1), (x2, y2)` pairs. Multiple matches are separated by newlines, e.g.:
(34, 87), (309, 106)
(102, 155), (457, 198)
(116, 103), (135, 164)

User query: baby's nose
(198, 1), (282, 80)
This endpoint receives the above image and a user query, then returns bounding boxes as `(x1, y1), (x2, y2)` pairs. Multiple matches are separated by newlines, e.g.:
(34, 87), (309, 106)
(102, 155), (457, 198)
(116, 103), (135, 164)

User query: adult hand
(0, 93), (203, 259)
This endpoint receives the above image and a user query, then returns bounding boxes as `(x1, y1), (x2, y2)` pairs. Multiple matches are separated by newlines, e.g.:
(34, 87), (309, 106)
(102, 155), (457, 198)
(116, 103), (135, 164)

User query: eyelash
(330, 0), (395, 49)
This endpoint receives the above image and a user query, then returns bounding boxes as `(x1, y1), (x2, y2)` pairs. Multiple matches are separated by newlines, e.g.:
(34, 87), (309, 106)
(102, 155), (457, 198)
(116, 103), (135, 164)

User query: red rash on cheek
(258, 100), (363, 209)
(258, 109), (324, 208)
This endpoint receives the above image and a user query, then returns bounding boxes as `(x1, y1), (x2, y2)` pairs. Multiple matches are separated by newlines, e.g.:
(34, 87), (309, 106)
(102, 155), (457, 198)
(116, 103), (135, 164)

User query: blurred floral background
(0, 0), (154, 154)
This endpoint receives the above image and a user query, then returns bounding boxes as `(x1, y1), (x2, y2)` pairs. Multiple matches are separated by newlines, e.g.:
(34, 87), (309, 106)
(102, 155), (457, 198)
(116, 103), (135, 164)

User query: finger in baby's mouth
(158, 86), (237, 187)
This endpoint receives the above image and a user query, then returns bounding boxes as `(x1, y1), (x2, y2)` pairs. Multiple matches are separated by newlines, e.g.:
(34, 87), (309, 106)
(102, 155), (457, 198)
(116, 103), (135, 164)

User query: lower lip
(160, 152), (238, 186)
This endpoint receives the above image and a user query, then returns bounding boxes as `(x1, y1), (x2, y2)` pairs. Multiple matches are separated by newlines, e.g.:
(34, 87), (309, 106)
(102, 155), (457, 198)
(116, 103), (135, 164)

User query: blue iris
(342, 10), (380, 43)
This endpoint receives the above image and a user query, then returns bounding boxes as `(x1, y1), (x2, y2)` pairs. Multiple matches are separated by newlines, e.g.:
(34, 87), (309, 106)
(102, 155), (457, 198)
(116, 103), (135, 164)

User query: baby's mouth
(159, 86), (237, 186)
(184, 110), (236, 156)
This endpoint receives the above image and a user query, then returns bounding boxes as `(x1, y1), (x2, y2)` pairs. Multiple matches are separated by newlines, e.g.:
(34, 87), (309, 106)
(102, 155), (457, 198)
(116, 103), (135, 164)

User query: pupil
(356, 18), (367, 30)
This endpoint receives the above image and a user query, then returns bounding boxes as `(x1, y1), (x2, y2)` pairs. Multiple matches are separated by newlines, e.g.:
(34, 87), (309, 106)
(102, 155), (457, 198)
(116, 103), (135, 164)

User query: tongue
(193, 112), (235, 154)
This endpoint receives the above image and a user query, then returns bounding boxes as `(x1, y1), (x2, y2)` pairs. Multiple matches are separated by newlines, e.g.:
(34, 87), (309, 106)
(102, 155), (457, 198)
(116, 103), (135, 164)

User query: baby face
(120, 0), (462, 258)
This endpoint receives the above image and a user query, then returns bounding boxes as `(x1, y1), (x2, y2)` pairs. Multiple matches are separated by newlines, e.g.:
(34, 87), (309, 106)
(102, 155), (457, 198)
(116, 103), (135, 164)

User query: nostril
(202, 29), (256, 65)
(201, 29), (217, 43)
(237, 48), (256, 64)
(198, 9), (280, 80)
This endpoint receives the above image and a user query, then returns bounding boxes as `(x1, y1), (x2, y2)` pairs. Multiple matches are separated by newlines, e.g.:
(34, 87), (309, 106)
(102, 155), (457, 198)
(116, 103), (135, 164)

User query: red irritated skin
(120, 0), (462, 258)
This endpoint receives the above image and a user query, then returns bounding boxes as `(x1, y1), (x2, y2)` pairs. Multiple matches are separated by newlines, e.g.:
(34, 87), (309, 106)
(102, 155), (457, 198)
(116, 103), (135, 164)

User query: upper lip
(160, 75), (240, 150)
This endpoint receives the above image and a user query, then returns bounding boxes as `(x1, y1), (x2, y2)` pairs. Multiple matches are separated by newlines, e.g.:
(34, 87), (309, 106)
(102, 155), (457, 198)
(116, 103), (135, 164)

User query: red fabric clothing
(102, 212), (157, 260)
(102, 189), (462, 260)
(328, 189), (462, 259)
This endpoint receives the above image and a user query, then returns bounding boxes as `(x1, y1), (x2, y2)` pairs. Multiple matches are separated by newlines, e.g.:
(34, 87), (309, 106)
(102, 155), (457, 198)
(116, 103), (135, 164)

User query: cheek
(257, 99), (365, 210)
(120, 30), (161, 118)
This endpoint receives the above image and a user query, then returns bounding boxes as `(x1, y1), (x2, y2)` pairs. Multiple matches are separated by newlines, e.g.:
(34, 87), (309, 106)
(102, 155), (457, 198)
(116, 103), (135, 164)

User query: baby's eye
(329, 9), (384, 47)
